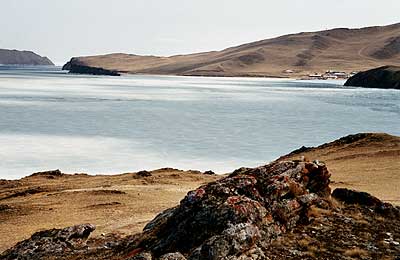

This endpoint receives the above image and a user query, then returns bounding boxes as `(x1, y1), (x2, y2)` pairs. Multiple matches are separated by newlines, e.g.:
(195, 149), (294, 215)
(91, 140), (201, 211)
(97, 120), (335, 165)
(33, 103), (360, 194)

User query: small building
(308, 73), (323, 78)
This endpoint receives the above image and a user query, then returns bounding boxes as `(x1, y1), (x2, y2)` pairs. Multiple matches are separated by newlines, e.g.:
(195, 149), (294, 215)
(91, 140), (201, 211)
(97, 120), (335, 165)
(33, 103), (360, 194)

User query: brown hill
(0, 49), (54, 66)
(63, 23), (400, 77)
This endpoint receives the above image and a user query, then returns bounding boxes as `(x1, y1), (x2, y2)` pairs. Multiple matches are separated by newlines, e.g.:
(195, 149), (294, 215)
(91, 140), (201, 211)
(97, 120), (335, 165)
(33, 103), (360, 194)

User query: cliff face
(344, 65), (400, 89)
(62, 23), (400, 77)
(0, 49), (54, 66)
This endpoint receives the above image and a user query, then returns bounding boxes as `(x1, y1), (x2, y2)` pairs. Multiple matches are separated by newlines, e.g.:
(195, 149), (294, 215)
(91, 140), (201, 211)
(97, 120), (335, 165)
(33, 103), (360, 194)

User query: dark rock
(132, 160), (332, 259)
(62, 58), (120, 76)
(30, 169), (63, 178)
(332, 188), (382, 207)
(203, 170), (216, 175)
(0, 224), (95, 260)
(332, 188), (400, 218)
(344, 65), (400, 89)
(136, 171), (153, 178)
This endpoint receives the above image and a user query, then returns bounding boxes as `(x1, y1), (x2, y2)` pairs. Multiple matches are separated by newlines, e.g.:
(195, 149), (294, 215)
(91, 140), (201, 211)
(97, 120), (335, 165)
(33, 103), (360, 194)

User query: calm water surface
(0, 66), (399, 178)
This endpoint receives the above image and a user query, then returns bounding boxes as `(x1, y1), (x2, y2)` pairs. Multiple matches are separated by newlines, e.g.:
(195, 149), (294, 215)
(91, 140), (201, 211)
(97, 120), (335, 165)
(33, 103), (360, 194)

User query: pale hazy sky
(1, 0), (399, 64)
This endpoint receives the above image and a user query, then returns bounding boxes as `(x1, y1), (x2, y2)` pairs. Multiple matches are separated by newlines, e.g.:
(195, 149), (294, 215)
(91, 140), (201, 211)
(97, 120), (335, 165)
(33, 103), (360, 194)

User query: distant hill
(63, 23), (400, 77)
(0, 49), (54, 66)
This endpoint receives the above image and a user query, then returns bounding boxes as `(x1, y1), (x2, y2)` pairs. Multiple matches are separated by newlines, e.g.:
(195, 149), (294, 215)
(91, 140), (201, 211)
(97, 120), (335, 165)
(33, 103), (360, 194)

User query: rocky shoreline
(63, 58), (120, 76)
(345, 65), (400, 89)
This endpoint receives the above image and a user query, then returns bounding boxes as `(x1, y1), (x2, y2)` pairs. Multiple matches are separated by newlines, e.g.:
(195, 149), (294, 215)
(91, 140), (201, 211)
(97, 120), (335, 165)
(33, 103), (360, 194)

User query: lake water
(0, 66), (399, 179)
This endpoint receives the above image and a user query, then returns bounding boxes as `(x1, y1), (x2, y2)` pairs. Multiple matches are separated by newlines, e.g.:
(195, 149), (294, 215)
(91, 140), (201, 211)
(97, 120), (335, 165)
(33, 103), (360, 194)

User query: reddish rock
(137, 160), (332, 259)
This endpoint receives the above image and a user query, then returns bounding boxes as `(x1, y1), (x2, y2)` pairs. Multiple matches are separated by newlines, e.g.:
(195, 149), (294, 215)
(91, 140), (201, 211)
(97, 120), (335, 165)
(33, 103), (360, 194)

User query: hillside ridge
(63, 23), (400, 77)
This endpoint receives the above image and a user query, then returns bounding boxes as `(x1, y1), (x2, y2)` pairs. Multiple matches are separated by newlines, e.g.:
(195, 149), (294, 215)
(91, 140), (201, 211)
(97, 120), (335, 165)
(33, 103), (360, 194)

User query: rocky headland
(344, 66), (400, 89)
(62, 58), (120, 76)
(0, 49), (54, 66)
(1, 133), (399, 259)
(62, 23), (400, 77)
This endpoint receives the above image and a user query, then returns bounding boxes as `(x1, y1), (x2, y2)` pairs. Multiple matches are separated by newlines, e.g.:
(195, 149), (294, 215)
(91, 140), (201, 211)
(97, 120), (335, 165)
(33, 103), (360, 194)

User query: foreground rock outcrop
(0, 49), (54, 66)
(134, 160), (331, 259)
(344, 65), (400, 89)
(1, 160), (399, 259)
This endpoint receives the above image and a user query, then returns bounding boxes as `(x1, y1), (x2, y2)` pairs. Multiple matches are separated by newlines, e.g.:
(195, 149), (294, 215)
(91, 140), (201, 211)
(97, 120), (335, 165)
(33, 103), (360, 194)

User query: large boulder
(344, 65), (400, 89)
(130, 160), (332, 259)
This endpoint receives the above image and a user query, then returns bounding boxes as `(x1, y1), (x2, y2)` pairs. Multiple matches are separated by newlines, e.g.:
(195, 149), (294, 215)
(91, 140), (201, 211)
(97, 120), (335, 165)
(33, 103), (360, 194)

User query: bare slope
(63, 23), (400, 77)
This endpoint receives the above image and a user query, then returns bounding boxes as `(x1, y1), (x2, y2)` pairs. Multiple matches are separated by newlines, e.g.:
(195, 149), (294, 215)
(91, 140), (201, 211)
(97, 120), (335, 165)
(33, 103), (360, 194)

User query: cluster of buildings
(307, 70), (358, 80)
(283, 69), (358, 80)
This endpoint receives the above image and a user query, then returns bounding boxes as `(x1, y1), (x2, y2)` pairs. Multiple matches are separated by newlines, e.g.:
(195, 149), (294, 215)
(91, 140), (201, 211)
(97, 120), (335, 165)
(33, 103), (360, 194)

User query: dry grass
(0, 169), (220, 253)
(344, 247), (369, 258)
(307, 206), (332, 219)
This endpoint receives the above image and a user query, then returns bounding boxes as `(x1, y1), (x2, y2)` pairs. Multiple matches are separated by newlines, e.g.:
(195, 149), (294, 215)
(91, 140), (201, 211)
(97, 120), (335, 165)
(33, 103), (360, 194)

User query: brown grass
(344, 248), (369, 257)
(0, 169), (220, 253)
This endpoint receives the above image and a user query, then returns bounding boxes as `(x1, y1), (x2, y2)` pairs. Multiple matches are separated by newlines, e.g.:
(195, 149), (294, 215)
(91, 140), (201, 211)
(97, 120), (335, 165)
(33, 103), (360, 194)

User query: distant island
(63, 23), (400, 78)
(345, 65), (400, 89)
(0, 49), (54, 66)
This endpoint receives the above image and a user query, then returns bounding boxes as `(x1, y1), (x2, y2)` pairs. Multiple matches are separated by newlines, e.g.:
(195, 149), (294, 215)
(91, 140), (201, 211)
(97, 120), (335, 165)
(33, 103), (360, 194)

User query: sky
(1, 0), (399, 64)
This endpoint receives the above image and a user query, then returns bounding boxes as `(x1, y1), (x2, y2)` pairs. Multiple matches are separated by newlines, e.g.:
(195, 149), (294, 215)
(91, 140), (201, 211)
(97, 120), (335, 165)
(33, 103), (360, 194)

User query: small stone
(159, 252), (186, 260)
